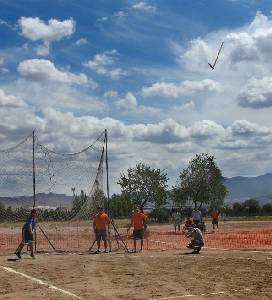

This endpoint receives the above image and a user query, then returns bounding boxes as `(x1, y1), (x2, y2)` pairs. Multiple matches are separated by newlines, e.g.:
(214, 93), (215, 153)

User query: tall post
(105, 129), (112, 252)
(32, 130), (37, 252)
(105, 129), (110, 215)
(32, 130), (36, 208)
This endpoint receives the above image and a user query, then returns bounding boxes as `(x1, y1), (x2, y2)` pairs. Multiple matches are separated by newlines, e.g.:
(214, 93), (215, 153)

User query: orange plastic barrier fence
(1, 228), (272, 252)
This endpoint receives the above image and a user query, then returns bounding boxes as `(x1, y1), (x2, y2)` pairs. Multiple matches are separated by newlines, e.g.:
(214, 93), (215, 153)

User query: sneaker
(104, 250), (108, 253)
(30, 253), (35, 259)
(95, 250), (101, 254)
(15, 252), (21, 259)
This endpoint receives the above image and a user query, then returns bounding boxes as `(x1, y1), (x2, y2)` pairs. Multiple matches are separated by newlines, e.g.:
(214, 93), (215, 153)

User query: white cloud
(171, 101), (195, 112)
(83, 50), (127, 80)
(238, 77), (272, 109)
(142, 79), (221, 98)
(189, 120), (225, 138)
(132, 2), (157, 13)
(230, 120), (271, 136)
(17, 59), (96, 87)
(75, 38), (88, 46)
(115, 92), (137, 109)
(104, 90), (118, 98)
(19, 17), (75, 42)
(0, 89), (26, 108)
(35, 42), (50, 56)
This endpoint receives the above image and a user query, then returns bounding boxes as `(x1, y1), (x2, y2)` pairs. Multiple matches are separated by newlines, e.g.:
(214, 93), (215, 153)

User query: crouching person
(15, 209), (38, 259)
(186, 226), (204, 254)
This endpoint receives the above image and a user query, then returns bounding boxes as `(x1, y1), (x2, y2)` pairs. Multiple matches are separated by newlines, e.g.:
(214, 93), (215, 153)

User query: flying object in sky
(208, 42), (224, 70)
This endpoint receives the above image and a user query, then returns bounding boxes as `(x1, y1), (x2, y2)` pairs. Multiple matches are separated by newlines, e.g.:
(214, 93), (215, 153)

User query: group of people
(14, 206), (220, 258)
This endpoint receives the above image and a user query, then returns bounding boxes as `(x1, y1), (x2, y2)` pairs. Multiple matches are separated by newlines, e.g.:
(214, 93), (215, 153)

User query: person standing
(15, 209), (38, 259)
(93, 206), (110, 253)
(172, 209), (181, 232)
(127, 207), (147, 252)
(191, 208), (202, 226)
(211, 207), (220, 232)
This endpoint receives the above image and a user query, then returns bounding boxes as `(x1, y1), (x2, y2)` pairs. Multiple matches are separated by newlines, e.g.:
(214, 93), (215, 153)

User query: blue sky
(1, 0), (272, 195)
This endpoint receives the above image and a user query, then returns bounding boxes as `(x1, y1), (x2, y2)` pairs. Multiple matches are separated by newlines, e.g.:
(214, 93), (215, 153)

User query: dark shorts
(95, 229), (107, 241)
(192, 239), (204, 247)
(193, 220), (201, 226)
(22, 228), (33, 244)
(212, 219), (219, 225)
(133, 229), (144, 240)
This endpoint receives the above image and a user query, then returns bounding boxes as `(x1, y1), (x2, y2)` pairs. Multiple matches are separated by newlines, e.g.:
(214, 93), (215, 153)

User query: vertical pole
(105, 129), (110, 215)
(105, 129), (112, 251)
(32, 130), (36, 208)
(32, 130), (37, 252)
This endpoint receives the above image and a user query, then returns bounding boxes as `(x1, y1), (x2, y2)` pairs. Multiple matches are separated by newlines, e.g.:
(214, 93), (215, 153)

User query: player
(186, 226), (204, 254)
(93, 206), (110, 253)
(172, 209), (181, 232)
(191, 208), (202, 226)
(211, 207), (220, 232)
(127, 206), (147, 252)
(15, 208), (38, 259)
(182, 217), (193, 234)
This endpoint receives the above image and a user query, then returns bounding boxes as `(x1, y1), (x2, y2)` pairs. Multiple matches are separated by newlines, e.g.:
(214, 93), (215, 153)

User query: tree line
(0, 153), (271, 222)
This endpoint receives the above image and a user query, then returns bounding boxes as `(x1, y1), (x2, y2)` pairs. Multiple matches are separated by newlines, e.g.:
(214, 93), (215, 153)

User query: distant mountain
(224, 173), (272, 204)
(0, 193), (73, 208)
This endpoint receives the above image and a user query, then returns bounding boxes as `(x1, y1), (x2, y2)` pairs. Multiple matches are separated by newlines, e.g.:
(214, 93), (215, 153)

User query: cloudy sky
(1, 0), (272, 195)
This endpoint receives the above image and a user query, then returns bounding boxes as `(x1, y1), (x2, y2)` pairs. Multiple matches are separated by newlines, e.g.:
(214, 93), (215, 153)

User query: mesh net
(0, 131), (127, 253)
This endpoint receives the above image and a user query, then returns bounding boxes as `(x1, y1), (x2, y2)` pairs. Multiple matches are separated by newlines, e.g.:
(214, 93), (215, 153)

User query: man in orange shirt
(93, 206), (110, 253)
(211, 207), (220, 232)
(127, 207), (147, 252)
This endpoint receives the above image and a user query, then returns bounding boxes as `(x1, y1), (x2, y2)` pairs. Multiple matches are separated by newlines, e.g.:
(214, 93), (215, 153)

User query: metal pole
(32, 130), (36, 208)
(105, 129), (110, 215)
(32, 130), (37, 252)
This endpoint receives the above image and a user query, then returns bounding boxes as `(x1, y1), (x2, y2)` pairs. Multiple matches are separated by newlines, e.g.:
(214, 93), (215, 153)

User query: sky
(1, 0), (272, 195)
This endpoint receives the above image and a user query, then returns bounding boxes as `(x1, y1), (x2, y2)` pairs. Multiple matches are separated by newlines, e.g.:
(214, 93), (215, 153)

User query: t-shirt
(211, 210), (219, 220)
(94, 212), (110, 230)
(192, 228), (203, 242)
(191, 210), (202, 221)
(23, 216), (37, 231)
(131, 211), (147, 230)
(172, 212), (181, 223)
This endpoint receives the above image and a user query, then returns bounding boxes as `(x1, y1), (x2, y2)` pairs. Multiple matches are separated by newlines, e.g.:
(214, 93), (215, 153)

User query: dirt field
(0, 248), (272, 300)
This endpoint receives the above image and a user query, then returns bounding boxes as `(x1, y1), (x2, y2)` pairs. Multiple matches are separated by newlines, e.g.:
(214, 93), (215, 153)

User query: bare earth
(0, 248), (272, 300)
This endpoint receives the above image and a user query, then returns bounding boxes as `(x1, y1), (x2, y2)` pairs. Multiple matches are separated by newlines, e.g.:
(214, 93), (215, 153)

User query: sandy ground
(0, 248), (272, 300)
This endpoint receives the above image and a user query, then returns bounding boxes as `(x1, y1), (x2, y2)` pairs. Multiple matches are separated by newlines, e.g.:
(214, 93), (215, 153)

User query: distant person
(127, 207), (147, 252)
(211, 208), (220, 232)
(186, 226), (204, 254)
(182, 217), (193, 234)
(191, 208), (202, 226)
(15, 209), (38, 259)
(93, 206), (110, 253)
(172, 209), (181, 232)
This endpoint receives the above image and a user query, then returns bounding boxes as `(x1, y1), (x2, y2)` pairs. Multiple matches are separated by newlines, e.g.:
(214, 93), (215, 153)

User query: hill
(225, 173), (272, 204)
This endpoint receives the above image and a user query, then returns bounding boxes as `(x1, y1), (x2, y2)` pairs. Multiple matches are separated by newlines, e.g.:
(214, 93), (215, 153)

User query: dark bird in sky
(208, 42), (224, 70)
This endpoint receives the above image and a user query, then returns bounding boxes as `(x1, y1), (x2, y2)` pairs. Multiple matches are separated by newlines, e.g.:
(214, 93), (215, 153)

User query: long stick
(32, 130), (37, 252)
(105, 129), (112, 252)
(38, 225), (56, 252)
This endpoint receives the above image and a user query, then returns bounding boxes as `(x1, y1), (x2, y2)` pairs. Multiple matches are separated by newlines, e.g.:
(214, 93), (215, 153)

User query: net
(0, 131), (127, 253)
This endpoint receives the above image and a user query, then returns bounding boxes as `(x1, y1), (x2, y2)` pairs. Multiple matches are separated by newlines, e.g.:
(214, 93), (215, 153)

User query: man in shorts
(191, 208), (202, 226)
(186, 226), (204, 254)
(15, 209), (38, 259)
(93, 206), (110, 253)
(211, 207), (220, 232)
(172, 209), (181, 232)
(127, 207), (147, 252)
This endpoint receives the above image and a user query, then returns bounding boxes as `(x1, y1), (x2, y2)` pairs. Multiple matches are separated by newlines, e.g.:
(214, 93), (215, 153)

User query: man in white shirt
(186, 226), (204, 254)
(191, 208), (202, 226)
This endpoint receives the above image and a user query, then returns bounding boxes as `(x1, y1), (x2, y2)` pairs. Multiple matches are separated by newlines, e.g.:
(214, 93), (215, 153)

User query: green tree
(242, 198), (260, 215)
(71, 190), (87, 216)
(118, 162), (168, 209)
(176, 153), (228, 210)
(109, 193), (132, 218)
(0, 202), (5, 221)
(262, 202), (272, 215)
